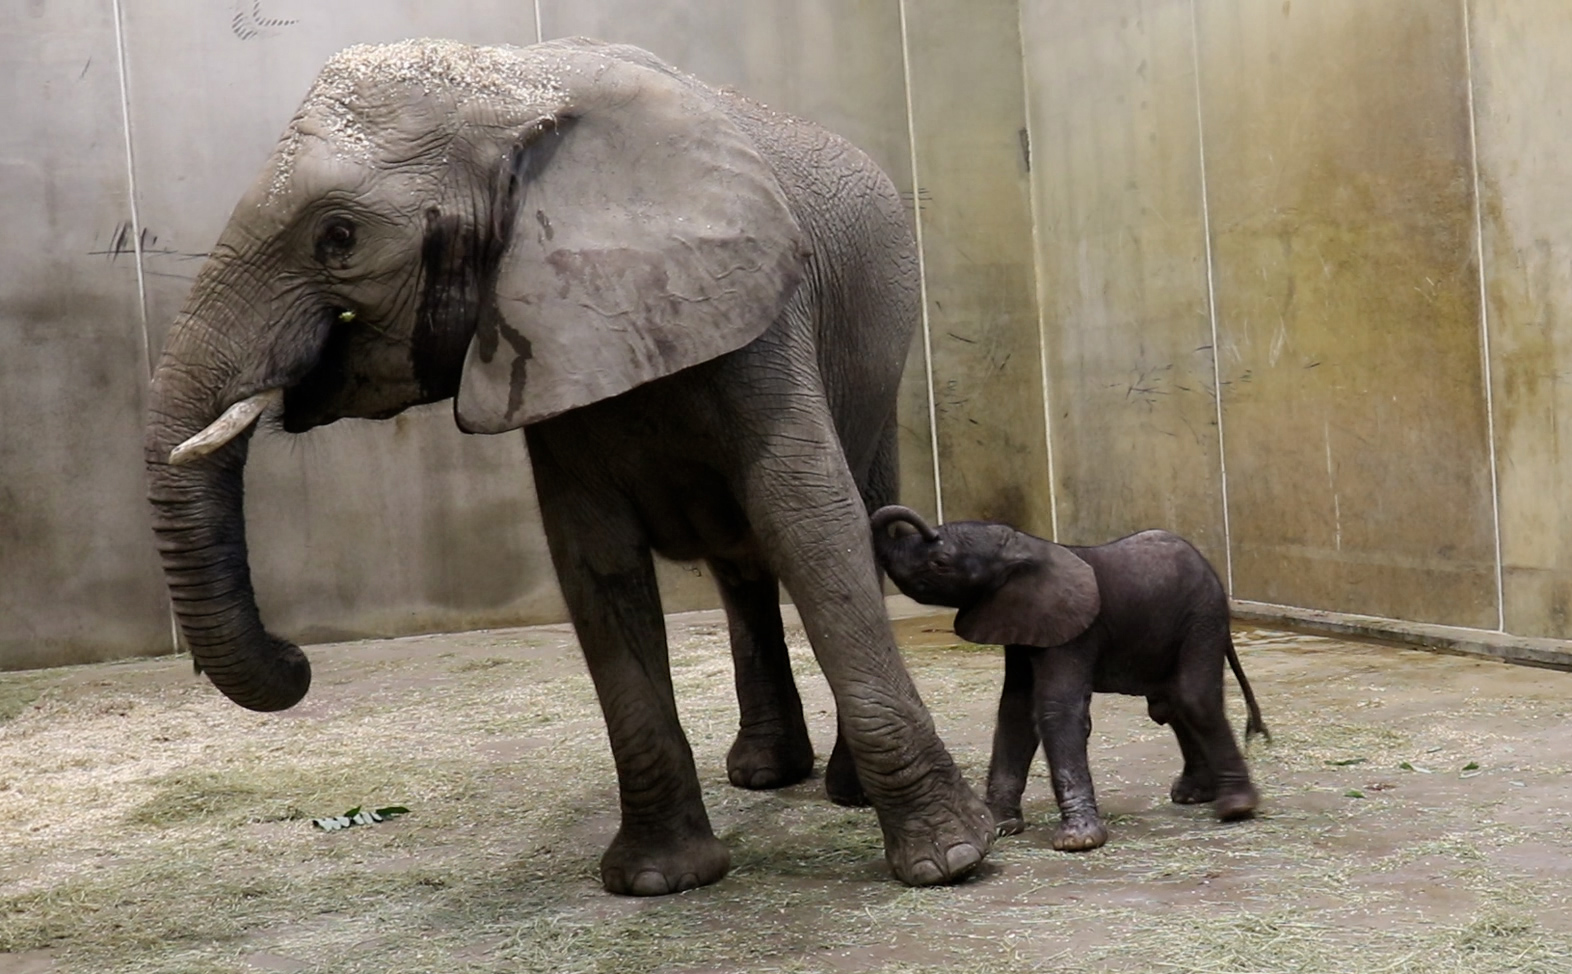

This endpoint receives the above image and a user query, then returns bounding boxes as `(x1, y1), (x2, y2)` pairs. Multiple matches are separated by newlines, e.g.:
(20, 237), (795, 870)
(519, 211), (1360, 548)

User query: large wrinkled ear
(456, 52), (807, 432)
(954, 535), (1100, 647)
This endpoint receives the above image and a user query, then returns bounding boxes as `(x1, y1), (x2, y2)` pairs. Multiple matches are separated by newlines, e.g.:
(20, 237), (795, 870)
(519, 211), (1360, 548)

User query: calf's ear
(953, 537), (1099, 647)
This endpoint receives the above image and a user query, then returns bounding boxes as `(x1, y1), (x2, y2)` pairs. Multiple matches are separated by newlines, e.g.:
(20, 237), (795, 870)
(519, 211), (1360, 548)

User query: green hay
(0, 678), (43, 723)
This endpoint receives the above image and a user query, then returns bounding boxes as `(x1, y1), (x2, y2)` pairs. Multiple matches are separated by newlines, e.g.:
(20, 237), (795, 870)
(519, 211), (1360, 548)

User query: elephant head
(145, 38), (807, 711)
(869, 506), (1101, 648)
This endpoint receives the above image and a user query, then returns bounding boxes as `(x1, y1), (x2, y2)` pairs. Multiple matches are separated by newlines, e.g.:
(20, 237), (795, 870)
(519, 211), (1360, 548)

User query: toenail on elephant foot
(1051, 818), (1107, 852)
(1214, 785), (1259, 822)
(892, 842), (987, 886)
(726, 727), (814, 790)
(1170, 774), (1219, 805)
(878, 778), (995, 886)
(599, 831), (730, 897)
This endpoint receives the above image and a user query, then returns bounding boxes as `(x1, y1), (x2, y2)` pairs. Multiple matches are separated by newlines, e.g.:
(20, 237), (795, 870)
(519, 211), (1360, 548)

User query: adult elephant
(143, 37), (992, 895)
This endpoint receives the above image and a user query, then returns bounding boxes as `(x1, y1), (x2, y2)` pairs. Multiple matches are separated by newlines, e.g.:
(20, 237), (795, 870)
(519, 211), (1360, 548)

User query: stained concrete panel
(539, 0), (910, 188)
(1471, 1), (1572, 638)
(903, 0), (1050, 534)
(1021, 0), (1227, 562)
(1198, 0), (1497, 626)
(120, 4), (567, 645)
(0, 0), (173, 667)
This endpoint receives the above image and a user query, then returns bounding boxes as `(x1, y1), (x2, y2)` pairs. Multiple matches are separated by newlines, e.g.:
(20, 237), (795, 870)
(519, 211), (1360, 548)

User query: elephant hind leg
(824, 417), (900, 807)
(711, 556), (814, 790)
(529, 440), (727, 896)
(734, 400), (993, 885)
(1153, 693), (1220, 805)
(1168, 627), (1259, 821)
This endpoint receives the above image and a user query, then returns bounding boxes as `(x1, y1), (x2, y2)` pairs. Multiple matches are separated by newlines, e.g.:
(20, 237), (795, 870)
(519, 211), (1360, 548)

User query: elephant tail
(1226, 638), (1270, 743)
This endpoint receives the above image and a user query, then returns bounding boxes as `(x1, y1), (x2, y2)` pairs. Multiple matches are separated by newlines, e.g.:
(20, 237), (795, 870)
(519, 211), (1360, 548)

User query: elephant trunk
(145, 314), (311, 712)
(869, 505), (939, 543)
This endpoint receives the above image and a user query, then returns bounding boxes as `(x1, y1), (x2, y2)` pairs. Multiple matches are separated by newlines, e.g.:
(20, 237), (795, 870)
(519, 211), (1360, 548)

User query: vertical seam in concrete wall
(1189, 0), (1233, 591)
(1017, 2), (1060, 541)
(533, 0), (544, 42)
(113, 0), (180, 655)
(1461, 0), (1506, 632)
(111, 0), (150, 379)
(898, 0), (945, 522)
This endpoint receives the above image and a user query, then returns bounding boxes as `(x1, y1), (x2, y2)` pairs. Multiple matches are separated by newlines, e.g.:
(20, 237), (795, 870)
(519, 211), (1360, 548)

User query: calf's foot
(987, 802), (1025, 837)
(600, 825), (731, 896)
(1051, 815), (1108, 852)
(1170, 772), (1219, 805)
(1214, 782), (1259, 821)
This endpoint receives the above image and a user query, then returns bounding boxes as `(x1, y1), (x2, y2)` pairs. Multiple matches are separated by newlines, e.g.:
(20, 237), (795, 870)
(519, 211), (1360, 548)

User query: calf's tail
(1226, 638), (1270, 742)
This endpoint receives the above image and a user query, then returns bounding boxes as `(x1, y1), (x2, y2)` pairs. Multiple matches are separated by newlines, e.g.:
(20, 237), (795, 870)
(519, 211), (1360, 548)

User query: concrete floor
(1, 601), (1570, 973)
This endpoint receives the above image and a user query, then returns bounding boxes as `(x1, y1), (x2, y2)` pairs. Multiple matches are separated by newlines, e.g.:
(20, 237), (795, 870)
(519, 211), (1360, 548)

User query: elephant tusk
(168, 388), (283, 465)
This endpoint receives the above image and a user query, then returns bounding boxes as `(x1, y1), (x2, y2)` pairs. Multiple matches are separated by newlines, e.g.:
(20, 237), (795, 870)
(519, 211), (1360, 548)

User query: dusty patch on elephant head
(267, 39), (570, 201)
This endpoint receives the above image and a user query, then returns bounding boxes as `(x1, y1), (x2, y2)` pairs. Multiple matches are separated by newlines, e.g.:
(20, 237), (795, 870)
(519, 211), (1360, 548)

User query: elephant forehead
(314, 39), (567, 108)
(267, 39), (570, 201)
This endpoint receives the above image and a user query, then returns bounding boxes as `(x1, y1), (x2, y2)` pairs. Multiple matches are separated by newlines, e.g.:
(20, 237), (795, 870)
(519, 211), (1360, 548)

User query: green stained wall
(1021, 0), (1228, 567)
(1471, 1), (1572, 637)
(1198, 0), (1497, 627)
(902, 0), (1052, 534)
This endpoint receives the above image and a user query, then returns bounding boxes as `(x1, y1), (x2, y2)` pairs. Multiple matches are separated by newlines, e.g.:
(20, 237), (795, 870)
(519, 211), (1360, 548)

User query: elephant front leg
(710, 557), (814, 790)
(1034, 657), (1107, 852)
(533, 460), (728, 896)
(739, 420), (994, 886)
(984, 646), (1040, 836)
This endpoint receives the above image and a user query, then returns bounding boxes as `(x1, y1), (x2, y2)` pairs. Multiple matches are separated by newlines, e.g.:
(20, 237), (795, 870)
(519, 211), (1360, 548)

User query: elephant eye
(315, 218), (356, 264)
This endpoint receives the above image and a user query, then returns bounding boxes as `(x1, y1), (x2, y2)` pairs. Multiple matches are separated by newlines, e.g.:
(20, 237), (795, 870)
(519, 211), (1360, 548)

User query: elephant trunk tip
(194, 634), (313, 713)
(870, 505), (939, 543)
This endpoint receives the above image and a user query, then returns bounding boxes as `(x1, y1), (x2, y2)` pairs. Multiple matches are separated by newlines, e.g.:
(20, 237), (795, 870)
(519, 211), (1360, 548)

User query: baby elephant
(870, 505), (1267, 852)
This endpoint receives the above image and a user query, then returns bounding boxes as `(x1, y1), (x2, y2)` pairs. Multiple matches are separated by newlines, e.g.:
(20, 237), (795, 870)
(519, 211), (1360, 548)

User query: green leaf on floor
(311, 805), (410, 831)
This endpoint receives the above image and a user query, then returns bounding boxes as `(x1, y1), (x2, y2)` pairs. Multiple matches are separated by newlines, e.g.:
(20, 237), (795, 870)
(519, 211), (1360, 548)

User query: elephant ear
(953, 536), (1100, 648)
(455, 51), (807, 432)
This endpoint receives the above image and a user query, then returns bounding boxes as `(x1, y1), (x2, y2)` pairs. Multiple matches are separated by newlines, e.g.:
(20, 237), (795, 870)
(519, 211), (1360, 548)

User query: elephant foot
(988, 803), (1025, 837)
(726, 722), (814, 790)
(872, 763), (995, 886)
(599, 826), (731, 897)
(1170, 773), (1219, 805)
(1214, 783), (1259, 822)
(1051, 816), (1107, 852)
(824, 732), (869, 807)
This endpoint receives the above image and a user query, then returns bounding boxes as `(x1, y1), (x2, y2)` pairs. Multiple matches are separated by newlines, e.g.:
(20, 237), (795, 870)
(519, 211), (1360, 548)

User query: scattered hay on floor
(1, 618), (1570, 973)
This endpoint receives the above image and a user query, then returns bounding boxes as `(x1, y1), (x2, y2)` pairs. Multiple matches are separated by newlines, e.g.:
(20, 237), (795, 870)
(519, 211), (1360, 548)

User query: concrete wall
(1021, 0), (1572, 643)
(0, 1), (168, 669)
(0, 0), (928, 667)
(1472, 1), (1572, 638)
(7, 0), (1572, 669)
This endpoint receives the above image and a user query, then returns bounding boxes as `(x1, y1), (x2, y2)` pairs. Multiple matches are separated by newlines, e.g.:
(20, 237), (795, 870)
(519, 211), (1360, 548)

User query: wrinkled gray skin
(870, 506), (1267, 852)
(144, 38), (993, 896)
